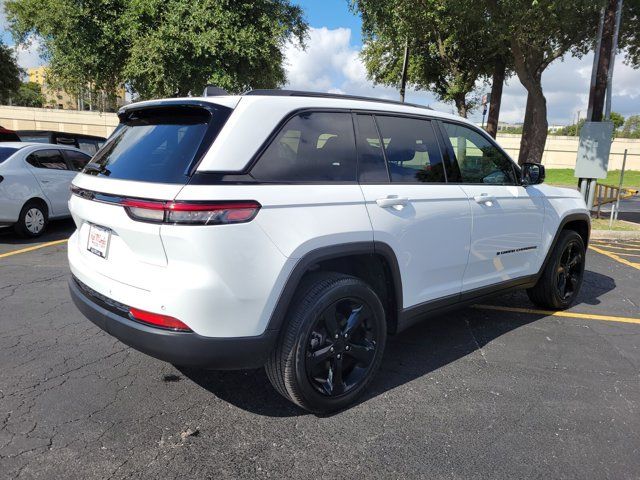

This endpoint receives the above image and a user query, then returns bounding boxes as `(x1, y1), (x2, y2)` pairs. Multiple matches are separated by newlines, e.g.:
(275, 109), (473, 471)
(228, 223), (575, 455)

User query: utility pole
(579, 0), (623, 210)
(399, 38), (409, 103)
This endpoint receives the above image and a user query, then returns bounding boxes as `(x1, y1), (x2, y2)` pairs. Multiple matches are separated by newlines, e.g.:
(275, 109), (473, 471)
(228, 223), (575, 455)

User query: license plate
(87, 224), (111, 259)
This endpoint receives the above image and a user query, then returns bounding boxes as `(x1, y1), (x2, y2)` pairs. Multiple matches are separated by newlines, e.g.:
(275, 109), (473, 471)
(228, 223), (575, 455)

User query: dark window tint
(441, 122), (516, 185)
(64, 150), (91, 171)
(251, 112), (356, 182)
(87, 105), (230, 184)
(27, 149), (69, 170)
(355, 114), (388, 182)
(375, 116), (445, 183)
(0, 147), (19, 163)
(18, 135), (50, 144)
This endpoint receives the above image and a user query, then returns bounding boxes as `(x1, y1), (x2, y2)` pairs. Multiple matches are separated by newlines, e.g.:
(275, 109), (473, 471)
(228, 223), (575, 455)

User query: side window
(63, 150), (91, 171)
(251, 112), (356, 182)
(355, 114), (388, 182)
(441, 122), (516, 185)
(375, 116), (445, 183)
(26, 149), (69, 170)
(77, 139), (99, 155)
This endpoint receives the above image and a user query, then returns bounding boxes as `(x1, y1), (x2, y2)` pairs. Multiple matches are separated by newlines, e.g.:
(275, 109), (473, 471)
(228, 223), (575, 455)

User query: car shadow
(179, 269), (616, 418)
(0, 218), (75, 245)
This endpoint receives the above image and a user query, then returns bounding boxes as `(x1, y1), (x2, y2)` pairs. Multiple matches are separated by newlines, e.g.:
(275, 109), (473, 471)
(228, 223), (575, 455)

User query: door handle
(473, 193), (495, 205)
(376, 196), (409, 209)
(40, 180), (50, 184)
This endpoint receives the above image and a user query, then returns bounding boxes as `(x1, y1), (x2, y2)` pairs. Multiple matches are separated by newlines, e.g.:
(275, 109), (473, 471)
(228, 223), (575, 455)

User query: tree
(610, 111), (625, 130)
(619, 0), (640, 68)
(13, 82), (46, 107)
(352, 0), (502, 118)
(621, 115), (640, 138)
(6, 0), (307, 101)
(489, 0), (601, 165)
(0, 40), (22, 104)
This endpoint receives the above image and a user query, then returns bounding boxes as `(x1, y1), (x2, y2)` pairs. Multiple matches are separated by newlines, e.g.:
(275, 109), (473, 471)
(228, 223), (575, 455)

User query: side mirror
(522, 162), (545, 186)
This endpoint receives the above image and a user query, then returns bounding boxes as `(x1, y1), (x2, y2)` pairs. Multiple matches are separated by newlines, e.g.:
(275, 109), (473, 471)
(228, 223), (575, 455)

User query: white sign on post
(574, 121), (614, 180)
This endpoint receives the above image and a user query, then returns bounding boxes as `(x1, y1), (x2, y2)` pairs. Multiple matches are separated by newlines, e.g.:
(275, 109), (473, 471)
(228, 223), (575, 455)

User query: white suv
(68, 90), (589, 412)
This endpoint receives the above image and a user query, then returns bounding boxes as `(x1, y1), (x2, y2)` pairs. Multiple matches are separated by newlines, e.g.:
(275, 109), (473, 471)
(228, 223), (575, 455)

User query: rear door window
(375, 116), (445, 183)
(251, 112), (357, 182)
(86, 105), (231, 184)
(26, 149), (69, 170)
(63, 149), (92, 171)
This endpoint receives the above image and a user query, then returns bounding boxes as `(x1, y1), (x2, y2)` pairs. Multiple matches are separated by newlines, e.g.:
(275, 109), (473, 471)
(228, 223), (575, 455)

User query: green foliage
(351, 0), (505, 117)
(0, 40), (22, 103)
(621, 115), (640, 139)
(5, 0), (307, 101)
(545, 168), (640, 189)
(12, 82), (46, 107)
(610, 111), (625, 130)
(500, 126), (524, 134)
(620, 0), (640, 68)
(550, 113), (625, 137)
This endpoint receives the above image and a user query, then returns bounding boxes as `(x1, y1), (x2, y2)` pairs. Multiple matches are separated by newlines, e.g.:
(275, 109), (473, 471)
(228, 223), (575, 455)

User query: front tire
(266, 272), (387, 413)
(527, 230), (586, 309)
(14, 201), (48, 238)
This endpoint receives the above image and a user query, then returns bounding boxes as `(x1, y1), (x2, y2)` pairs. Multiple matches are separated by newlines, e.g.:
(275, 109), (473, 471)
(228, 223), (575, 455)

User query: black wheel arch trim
(534, 212), (590, 284)
(265, 241), (403, 334)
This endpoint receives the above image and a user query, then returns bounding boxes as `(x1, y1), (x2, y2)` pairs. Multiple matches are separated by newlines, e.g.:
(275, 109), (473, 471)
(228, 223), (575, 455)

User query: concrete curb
(591, 229), (640, 240)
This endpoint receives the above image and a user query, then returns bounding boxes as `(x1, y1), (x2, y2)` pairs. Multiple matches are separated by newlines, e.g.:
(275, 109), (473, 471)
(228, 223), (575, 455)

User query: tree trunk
(518, 85), (547, 165)
(588, 0), (618, 122)
(454, 95), (468, 118)
(486, 55), (506, 139)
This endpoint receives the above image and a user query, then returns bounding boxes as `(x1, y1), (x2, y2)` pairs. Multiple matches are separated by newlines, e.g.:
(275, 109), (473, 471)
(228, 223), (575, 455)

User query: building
(27, 66), (126, 111)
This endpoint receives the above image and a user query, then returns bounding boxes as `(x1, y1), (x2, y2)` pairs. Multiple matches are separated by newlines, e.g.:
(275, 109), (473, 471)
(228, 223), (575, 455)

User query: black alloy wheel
(305, 297), (379, 397)
(266, 272), (387, 413)
(556, 239), (584, 301)
(527, 229), (586, 309)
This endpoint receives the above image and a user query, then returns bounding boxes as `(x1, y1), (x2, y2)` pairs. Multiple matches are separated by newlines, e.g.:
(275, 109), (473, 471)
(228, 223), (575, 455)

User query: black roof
(244, 89), (432, 110)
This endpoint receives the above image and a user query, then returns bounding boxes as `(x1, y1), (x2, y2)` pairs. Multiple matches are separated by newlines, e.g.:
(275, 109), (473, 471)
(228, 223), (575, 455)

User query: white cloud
(285, 26), (640, 125)
(14, 40), (43, 69)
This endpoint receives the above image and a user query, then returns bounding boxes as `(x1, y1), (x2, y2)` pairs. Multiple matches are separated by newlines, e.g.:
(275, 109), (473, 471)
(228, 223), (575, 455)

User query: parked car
(16, 131), (106, 156)
(0, 142), (91, 236)
(67, 90), (590, 412)
(0, 126), (20, 142)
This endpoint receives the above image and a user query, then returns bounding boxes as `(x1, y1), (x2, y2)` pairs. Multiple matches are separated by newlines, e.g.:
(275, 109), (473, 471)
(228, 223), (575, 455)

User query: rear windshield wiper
(84, 162), (111, 176)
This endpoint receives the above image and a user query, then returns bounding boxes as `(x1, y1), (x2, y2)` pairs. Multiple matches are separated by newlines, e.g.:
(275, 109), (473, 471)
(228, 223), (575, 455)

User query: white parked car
(0, 142), (91, 236)
(67, 90), (590, 412)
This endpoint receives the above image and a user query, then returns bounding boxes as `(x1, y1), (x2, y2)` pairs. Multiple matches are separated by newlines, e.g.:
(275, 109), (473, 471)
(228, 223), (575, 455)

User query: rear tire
(266, 272), (387, 413)
(527, 230), (586, 309)
(14, 200), (48, 238)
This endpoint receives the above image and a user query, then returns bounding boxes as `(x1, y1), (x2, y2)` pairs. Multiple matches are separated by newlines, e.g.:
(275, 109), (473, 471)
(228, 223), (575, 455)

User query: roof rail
(244, 89), (431, 110)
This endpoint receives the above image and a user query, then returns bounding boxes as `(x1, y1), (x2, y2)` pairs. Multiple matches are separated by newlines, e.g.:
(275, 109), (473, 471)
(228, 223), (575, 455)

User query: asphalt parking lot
(1, 219), (639, 479)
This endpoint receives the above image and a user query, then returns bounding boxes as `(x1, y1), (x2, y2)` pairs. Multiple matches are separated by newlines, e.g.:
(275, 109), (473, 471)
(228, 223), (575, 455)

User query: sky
(2, 0), (639, 125)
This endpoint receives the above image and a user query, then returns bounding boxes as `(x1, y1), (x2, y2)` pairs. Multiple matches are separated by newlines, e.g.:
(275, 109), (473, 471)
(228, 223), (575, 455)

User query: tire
(266, 272), (387, 413)
(527, 230), (586, 309)
(14, 200), (49, 238)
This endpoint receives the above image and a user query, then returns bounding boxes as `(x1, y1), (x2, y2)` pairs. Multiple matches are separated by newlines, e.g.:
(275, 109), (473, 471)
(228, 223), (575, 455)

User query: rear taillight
(71, 187), (261, 225)
(129, 307), (192, 332)
(123, 200), (261, 225)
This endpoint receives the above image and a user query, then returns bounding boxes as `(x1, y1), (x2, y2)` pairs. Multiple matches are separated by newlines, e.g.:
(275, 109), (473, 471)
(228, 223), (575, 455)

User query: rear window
(17, 135), (49, 143)
(86, 105), (231, 184)
(0, 147), (19, 163)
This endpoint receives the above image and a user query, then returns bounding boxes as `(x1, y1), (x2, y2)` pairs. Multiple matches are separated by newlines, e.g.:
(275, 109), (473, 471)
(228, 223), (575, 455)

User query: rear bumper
(69, 277), (278, 369)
